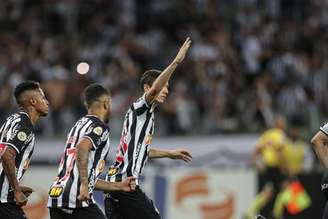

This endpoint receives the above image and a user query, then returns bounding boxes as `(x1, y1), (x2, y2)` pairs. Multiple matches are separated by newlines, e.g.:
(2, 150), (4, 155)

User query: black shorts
(104, 187), (161, 219)
(49, 204), (106, 219)
(0, 202), (27, 219)
(323, 202), (328, 219)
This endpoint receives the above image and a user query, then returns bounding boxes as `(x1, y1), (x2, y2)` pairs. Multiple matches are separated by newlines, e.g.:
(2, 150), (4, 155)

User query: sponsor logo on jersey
(108, 167), (118, 176)
(49, 186), (64, 198)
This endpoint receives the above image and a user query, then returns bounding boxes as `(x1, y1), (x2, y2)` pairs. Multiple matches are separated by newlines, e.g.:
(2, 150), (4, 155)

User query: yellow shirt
(257, 128), (286, 167)
(283, 140), (305, 175)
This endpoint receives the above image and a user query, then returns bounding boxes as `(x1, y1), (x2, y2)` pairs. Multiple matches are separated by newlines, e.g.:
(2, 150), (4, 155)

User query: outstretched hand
(121, 177), (137, 192)
(169, 149), (192, 162)
(173, 37), (192, 64)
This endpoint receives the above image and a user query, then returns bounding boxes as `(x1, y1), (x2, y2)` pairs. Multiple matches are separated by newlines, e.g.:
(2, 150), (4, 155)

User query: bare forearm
(146, 62), (179, 104)
(313, 144), (328, 168)
(152, 62), (178, 92)
(2, 149), (20, 191)
(94, 179), (122, 192)
(76, 147), (89, 185)
(311, 132), (328, 168)
(149, 148), (171, 159)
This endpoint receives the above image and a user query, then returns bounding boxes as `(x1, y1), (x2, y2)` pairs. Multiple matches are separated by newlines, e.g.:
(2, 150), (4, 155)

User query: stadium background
(1, 0), (328, 218)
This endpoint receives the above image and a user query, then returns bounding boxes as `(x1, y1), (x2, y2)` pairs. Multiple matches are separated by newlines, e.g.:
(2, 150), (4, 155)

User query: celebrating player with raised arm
(47, 84), (136, 219)
(0, 81), (49, 219)
(105, 37), (192, 219)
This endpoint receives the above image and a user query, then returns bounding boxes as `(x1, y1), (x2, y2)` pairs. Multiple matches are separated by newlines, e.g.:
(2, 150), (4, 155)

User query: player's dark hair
(140, 69), (161, 90)
(83, 84), (110, 108)
(14, 81), (40, 106)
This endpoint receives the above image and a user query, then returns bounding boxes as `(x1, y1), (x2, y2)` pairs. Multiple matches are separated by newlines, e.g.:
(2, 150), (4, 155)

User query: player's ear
(143, 84), (151, 92)
(30, 97), (37, 106)
(103, 101), (109, 110)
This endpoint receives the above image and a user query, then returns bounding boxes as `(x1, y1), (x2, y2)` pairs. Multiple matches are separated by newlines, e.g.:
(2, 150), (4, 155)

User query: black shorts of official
(49, 204), (106, 219)
(104, 187), (161, 219)
(323, 201), (328, 219)
(0, 202), (27, 219)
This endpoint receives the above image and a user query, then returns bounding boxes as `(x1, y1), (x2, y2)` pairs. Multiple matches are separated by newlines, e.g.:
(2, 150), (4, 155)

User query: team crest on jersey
(49, 186), (63, 198)
(93, 126), (103, 136)
(98, 159), (105, 173)
(17, 131), (27, 141)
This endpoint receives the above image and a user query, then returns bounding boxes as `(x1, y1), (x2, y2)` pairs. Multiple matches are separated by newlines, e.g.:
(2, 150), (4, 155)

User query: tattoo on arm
(2, 146), (20, 191)
(76, 145), (90, 185)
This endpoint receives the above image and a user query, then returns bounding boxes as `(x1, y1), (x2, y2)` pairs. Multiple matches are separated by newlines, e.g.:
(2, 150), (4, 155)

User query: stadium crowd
(0, 0), (328, 137)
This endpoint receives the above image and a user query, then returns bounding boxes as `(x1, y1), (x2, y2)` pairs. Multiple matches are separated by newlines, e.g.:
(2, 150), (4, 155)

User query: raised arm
(149, 148), (192, 162)
(145, 37), (191, 104)
(1, 146), (27, 206)
(311, 131), (328, 168)
(76, 138), (92, 201)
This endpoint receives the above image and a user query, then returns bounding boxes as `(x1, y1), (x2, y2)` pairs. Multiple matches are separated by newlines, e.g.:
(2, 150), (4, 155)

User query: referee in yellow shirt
(251, 115), (288, 218)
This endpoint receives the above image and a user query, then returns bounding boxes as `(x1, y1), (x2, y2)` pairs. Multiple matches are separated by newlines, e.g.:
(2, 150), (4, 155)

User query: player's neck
(20, 107), (40, 125)
(87, 109), (106, 122)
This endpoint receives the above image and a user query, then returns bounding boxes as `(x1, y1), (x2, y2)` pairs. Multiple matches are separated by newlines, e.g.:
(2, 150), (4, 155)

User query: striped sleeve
(132, 94), (151, 115)
(320, 123), (328, 136)
(3, 120), (31, 154)
(82, 123), (107, 150)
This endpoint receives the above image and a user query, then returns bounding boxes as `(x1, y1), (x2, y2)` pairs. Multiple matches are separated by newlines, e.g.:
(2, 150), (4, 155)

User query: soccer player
(105, 38), (192, 219)
(311, 122), (328, 218)
(48, 84), (136, 219)
(0, 81), (49, 219)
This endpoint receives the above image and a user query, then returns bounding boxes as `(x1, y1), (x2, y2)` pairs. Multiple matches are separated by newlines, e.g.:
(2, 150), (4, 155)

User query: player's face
(98, 95), (112, 123)
(33, 88), (49, 116)
(156, 84), (169, 104)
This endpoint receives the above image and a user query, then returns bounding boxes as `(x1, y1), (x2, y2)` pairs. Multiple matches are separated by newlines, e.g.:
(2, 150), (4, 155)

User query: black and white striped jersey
(47, 115), (110, 209)
(106, 95), (154, 185)
(0, 112), (35, 203)
(320, 122), (328, 136)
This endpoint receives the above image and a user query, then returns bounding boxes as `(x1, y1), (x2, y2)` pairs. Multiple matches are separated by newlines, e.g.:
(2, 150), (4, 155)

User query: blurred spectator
(0, 0), (328, 137)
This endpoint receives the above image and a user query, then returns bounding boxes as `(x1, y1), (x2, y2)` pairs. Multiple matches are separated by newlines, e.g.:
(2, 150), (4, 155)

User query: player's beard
(105, 110), (110, 123)
(40, 111), (48, 117)
(37, 108), (48, 117)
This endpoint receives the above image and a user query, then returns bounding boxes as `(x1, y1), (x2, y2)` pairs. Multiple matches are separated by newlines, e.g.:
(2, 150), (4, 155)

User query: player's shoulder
(132, 95), (145, 105)
(84, 115), (109, 131)
(131, 94), (152, 114)
(8, 112), (33, 128)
